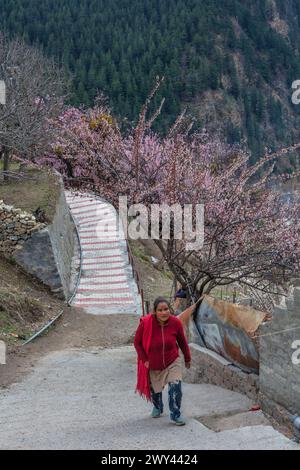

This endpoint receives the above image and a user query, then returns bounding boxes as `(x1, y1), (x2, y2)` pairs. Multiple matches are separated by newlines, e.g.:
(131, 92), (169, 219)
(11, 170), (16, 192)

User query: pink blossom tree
(41, 82), (300, 305)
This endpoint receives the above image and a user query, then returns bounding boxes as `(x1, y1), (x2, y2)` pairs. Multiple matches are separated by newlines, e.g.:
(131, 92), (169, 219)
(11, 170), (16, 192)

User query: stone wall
(185, 288), (300, 428)
(259, 287), (300, 425)
(0, 173), (76, 300)
(47, 178), (77, 299)
(14, 229), (63, 296)
(184, 343), (259, 401)
(0, 201), (46, 255)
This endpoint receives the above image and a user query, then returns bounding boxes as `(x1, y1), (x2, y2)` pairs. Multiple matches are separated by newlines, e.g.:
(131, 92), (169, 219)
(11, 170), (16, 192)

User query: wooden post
(233, 287), (237, 304)
(2, 147), (10, 181)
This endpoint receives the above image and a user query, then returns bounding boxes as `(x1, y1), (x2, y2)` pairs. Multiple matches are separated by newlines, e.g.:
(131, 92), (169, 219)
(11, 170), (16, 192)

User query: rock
(0, 202), (42, 256)
(14, 244), (24, 251)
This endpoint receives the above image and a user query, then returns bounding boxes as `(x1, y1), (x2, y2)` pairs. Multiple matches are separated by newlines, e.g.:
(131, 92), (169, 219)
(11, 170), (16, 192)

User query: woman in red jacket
(134, 296), (191, 426)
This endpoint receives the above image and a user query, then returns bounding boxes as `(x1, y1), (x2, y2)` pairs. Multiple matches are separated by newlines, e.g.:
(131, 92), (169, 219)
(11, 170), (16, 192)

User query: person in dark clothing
(173, 284), (188, 315)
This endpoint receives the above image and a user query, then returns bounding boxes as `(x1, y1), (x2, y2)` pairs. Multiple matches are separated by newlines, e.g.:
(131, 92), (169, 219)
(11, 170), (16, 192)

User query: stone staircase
(65, 191), (142, 315)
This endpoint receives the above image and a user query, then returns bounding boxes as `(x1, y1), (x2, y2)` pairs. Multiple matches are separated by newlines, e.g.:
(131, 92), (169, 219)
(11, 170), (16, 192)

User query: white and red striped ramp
(66, 191), (142, 316)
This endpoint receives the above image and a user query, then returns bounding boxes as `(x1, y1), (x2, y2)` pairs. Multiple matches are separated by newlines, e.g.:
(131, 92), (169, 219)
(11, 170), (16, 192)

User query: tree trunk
(2, 147), (10, 181)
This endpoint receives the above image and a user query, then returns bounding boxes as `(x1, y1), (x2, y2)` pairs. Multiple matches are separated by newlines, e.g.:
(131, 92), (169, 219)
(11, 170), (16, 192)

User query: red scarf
(135, 313), (153, 402)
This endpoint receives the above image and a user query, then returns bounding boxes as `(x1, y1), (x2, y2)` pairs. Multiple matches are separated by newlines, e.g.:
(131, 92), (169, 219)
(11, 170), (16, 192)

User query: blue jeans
(151, 381), (182, 420)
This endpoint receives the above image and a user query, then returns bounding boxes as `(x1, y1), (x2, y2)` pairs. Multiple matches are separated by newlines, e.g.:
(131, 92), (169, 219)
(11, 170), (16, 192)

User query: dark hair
(153, 296), (173, 313)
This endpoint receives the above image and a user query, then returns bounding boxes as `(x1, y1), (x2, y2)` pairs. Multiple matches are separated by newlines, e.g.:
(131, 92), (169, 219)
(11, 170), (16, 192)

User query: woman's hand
(144, 361), (150, 369)
(185, 362), (191, 369)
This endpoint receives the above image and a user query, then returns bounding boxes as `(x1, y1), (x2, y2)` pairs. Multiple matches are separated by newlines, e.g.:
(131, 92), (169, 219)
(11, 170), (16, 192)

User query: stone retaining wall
(0, 201), (46, 255)
(0, 173), (76, 300)
(48, 179), (77, 299)
(183, 343), (259, 401)
(259, 287), (300, 427)
(185, 286), (300, 430)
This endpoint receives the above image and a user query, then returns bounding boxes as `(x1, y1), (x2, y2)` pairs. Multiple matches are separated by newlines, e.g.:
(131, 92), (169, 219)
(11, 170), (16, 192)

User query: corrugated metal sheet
(194, 295), (267, 373)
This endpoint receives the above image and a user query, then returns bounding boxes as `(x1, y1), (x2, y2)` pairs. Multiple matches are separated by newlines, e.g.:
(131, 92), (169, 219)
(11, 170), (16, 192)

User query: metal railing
(67, 208), (83, 306)
(126, 240), (147, 316)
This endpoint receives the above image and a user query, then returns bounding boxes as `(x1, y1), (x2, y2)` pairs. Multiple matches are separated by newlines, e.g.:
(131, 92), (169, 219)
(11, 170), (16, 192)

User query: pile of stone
(0, 200), (46, 256)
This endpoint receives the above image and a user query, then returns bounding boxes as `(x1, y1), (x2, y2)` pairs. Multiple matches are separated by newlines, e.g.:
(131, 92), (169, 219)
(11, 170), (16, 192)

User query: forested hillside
(1, 0), (300, 164)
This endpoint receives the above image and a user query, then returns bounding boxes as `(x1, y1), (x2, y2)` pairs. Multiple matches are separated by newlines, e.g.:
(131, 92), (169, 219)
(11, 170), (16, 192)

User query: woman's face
(155, 302), (171, 324)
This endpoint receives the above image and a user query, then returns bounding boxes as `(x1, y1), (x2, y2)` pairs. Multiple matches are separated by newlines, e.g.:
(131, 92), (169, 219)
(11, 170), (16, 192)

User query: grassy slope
(0, 256), (66, 347)
(0, 167), (63, 345)
(130, 239), (174, 309)
(0, 168), (60, 223)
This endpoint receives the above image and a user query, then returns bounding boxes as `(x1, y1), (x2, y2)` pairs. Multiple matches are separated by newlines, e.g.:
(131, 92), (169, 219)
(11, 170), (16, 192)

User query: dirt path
(0, 248), (140, 390)
(0, 307), (140, 389)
